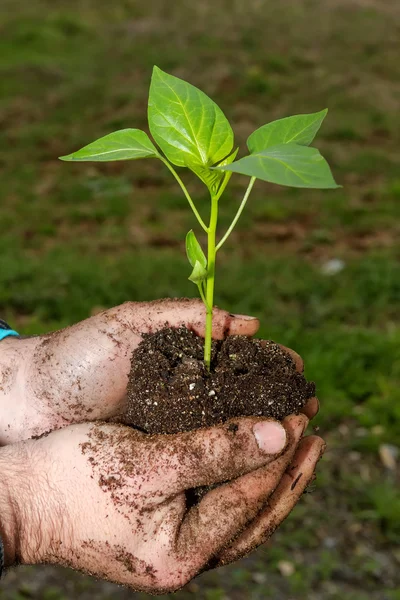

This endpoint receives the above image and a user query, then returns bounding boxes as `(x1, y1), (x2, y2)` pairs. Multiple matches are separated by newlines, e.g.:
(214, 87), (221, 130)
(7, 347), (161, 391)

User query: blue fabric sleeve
(0, 330), (19, 341)
(0, 319), (19, 340)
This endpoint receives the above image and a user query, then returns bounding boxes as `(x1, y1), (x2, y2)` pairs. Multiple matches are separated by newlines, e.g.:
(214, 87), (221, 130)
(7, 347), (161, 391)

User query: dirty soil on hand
(123, 327), (315, 434)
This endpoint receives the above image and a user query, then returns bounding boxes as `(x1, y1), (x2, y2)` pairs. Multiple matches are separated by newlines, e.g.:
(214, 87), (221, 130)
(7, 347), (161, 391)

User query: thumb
(155, 414), (307, 495)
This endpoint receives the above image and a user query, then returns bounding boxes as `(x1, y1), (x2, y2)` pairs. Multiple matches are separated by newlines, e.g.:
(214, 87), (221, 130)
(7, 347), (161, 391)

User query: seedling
(60, 66), (339, 370)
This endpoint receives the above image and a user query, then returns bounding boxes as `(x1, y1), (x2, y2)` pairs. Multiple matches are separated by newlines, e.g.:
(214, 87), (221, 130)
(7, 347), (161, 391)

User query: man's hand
(0, 299), (318, 444)
(0, 415), (324, 593)
(0, 299), (260, 444)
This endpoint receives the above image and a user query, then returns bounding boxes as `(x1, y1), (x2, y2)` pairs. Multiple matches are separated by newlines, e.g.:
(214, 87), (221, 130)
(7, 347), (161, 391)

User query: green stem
(160, 157), (209, 233)
(215, 176), (256, 252)
(204, 193), (219, 370)
(197, 281), (209, 310)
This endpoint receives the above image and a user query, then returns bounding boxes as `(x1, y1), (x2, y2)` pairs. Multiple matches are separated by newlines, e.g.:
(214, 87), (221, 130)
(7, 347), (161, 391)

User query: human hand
(0, 299), (318, 444)
(0, 299), (260, 444)
(0, 414), (324, 593)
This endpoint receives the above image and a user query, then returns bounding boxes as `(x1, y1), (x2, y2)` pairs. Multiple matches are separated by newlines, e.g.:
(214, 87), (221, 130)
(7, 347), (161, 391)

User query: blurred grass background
(1, 0), (399, 598)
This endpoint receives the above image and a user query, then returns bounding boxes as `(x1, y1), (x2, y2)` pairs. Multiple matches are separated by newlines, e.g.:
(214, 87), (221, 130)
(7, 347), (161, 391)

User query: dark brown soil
(124, 327), (315, 434)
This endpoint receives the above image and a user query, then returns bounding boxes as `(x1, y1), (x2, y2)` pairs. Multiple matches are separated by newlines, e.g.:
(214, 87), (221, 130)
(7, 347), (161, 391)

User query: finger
(215, 435), (325, 566)
(301, 396), (319, 419)
(158, 414), (308, 495)
(261, 340), (304, 374)
(174, 417), (308, 571)
(277, 344), (304, 372)
(260, 340), (303, 372)
(269, 341), (319, 419)
(126, 298), (260, 339)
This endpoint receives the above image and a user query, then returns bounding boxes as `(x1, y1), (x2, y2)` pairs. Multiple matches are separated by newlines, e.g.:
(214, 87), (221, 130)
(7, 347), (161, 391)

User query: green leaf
(191, 148), (239, 196)
(188, 260), (207, 284)
(186, 230), (207, 269)
(247, 109), (328, 153)
(59, 129), (159, 162)
(216, 143), (340, 189)
(148, 66), (234, 169)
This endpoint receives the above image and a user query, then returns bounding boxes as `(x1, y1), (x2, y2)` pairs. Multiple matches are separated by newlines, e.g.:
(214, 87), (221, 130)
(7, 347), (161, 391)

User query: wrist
(0, 444), (27, 566)
(0, 440), (55, 567)
(0, 337), (44, 445)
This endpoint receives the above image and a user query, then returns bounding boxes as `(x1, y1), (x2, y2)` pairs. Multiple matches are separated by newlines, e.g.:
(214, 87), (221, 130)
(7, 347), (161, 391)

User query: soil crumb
(124, 327), (315, 434)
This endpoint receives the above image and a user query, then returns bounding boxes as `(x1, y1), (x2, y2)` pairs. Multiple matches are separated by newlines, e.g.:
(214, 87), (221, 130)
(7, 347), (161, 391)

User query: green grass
(1, 0), (400, 599)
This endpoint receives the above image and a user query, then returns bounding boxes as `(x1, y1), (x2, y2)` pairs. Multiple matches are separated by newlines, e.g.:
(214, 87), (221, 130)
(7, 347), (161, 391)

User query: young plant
(60, 66), (339, 370)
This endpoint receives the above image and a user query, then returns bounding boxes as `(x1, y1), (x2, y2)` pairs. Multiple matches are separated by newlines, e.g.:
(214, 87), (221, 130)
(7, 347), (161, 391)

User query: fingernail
(230, 313), (258, 321)
(253, 421), (287, 454)
(318, 442), (327, 459)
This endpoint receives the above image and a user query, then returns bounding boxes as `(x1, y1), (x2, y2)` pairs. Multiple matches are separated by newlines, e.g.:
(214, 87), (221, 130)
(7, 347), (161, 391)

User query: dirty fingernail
(230, 313), (258, 321)
(253, 421), (287, 454)
(319, 442), (327, 459)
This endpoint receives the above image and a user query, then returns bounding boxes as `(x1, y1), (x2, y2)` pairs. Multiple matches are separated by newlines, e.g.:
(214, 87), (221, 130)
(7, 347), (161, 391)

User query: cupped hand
(0, 298), (318, 444)
(0, 414), (324, 593)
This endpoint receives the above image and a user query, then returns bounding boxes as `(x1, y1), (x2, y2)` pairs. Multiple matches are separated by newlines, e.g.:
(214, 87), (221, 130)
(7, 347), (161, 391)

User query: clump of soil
(123, 327), (315, 434)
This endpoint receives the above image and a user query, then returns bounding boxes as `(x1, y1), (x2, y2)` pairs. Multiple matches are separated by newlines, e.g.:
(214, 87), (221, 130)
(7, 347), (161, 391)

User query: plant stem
(204, 193), (219, 370)
(160, 157), (209, 233)
(197, 281), (209, 310)
(215, 176), (256, 251)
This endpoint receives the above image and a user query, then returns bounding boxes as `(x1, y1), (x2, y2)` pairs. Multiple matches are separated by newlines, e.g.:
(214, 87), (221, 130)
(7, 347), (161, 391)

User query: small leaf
(216, 143), (340, 189)
(186, 230), (207, 269)
(59, 129), (159, 162)
(191, 148), (239, 196)
(188, 260), (207, 284)
(148, 66), (234, 168)
(247, 110), (328, 153)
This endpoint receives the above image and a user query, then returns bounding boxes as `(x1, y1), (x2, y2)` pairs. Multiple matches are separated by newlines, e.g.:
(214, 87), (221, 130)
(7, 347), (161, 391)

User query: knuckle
(120, 300), (138, 313)
(150, 563), (192, 594)
(213, 309), (231, 335)
(188, 431), (230, 480)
